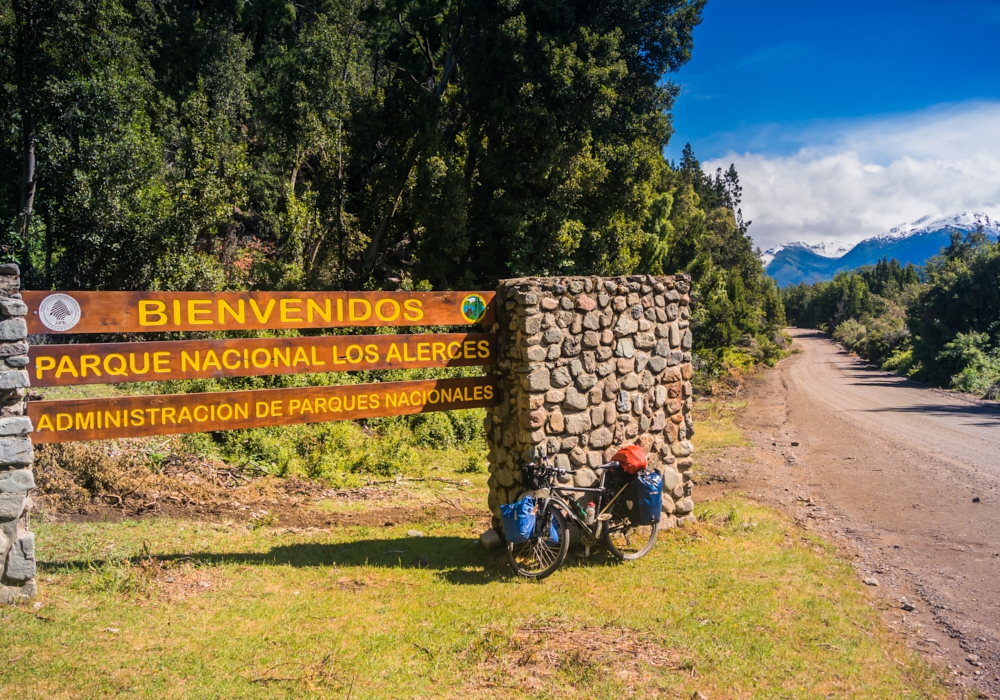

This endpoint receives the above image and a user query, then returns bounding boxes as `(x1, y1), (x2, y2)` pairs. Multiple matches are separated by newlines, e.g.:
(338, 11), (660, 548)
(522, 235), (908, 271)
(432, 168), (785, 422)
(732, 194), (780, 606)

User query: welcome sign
(23, 290), (495, 334)
(24, 290), (498, 443)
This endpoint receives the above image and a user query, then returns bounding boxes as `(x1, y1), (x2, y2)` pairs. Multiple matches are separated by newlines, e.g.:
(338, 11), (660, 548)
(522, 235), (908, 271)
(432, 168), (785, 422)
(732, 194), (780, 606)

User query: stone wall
(485, 275), (695, 531)
(0, 263), (35, 604)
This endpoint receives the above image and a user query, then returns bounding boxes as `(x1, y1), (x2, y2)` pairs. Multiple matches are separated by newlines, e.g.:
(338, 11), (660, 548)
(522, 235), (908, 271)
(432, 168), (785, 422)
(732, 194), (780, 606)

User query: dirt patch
(138, 557), (219, 602)
(33, 441), (485, 530)
(469, 618), (684, 695)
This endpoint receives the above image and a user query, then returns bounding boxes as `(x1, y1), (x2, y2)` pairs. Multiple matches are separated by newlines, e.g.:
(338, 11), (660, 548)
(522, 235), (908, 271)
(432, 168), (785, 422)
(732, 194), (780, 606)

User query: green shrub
(353, 425), (415, 476)
(881, 347), (917, 376)
(299, 421), (372, 479)
(939, 332), (1000, 396)
(833, 319), (867, 349)
(855, 316), (908, 365)
(411, 412), (456, 448)
(448, 408), (485, 443)
(950, 364), (1000, 395)
(458, 446), (489, 474)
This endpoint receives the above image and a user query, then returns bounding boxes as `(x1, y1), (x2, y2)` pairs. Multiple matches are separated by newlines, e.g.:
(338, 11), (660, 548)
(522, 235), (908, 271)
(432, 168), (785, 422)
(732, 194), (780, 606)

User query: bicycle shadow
(42, 534), (638, 585)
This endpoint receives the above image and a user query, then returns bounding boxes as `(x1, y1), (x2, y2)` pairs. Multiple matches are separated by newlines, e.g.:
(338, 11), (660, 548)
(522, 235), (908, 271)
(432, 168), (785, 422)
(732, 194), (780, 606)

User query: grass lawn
(690, 399), (750, 453)
(2, 489), (949, 699)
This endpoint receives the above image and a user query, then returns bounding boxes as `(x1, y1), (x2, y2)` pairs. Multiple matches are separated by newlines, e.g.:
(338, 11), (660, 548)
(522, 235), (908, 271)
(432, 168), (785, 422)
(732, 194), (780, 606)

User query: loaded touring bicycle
(500, 446), (663, 579)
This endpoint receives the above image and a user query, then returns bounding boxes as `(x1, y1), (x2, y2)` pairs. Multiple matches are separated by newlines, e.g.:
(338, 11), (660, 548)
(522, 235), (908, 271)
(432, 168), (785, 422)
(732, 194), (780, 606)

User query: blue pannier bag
(636, 470), (663, 524)
(500, 496), (536, 543)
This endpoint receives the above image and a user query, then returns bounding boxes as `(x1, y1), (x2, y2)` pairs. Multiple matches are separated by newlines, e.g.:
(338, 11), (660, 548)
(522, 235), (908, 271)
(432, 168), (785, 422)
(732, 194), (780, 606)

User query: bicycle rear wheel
(507, 507), (569, 579)
(602, 500), (659, 561)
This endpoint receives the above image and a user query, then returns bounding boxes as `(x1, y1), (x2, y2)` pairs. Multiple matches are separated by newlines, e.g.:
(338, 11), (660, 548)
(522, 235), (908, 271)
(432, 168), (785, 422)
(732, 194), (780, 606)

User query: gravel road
(702, 328), (1000, 695)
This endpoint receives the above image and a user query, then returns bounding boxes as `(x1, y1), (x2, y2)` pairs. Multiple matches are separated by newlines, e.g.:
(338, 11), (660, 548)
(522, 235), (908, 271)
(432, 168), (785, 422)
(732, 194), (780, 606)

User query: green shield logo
(461, 294), (487, 323)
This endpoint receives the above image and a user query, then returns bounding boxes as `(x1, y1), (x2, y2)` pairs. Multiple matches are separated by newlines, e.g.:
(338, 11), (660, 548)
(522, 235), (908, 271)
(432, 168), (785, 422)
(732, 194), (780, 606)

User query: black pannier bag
(606, 466), (662, 525)
(605, 466), (642, 524)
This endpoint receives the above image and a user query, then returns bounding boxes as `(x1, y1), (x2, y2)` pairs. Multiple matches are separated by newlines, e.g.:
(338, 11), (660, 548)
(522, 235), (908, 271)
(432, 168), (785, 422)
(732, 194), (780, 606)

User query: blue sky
(664, 1), (1000, 249)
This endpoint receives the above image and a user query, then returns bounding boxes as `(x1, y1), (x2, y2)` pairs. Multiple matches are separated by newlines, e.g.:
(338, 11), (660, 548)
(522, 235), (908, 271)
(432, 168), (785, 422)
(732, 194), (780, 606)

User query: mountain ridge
(764, 212), (999, 286)
(761, 241), (848, 265)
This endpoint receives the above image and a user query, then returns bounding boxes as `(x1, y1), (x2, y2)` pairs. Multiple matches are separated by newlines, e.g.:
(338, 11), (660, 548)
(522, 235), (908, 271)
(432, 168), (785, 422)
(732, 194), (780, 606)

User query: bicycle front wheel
(602, 503), (659, 561)
(507, 507), (569, 579)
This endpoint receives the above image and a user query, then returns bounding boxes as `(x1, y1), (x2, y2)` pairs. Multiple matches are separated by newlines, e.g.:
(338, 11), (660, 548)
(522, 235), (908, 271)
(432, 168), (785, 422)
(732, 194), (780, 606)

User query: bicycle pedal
(598, 513), (612, 521)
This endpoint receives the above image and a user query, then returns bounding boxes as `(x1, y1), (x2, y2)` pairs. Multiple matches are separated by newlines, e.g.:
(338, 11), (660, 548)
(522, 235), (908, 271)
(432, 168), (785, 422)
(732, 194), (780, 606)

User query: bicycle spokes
(511, 538), (553, 570)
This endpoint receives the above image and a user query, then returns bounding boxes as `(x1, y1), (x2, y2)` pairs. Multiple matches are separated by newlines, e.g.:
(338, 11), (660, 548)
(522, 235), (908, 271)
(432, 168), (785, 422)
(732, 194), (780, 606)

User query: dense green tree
(359, 0), (706, 288)
(859, 257), (919, 299)
(2, 1), (787, 370)
(908, 229), (1000, 385)
(638, 145), (785, 366)
(1, 0), (708, 293)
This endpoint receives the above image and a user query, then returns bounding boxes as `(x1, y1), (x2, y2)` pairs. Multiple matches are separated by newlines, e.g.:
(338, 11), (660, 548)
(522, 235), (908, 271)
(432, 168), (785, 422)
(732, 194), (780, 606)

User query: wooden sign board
(23, 290), (494, 334)
(29, 333), (496, 387)
(27, 376), (498, 443)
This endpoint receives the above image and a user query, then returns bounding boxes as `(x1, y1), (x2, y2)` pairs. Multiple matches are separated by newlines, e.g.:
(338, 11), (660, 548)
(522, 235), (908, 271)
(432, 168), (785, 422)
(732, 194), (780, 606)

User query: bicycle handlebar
(523, 461), (575, 476)
(523, 460), (621, 478)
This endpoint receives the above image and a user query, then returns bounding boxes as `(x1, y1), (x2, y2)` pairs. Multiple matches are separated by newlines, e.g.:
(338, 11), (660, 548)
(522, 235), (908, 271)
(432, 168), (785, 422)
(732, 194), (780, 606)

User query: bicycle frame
(538, 464), (632, 542)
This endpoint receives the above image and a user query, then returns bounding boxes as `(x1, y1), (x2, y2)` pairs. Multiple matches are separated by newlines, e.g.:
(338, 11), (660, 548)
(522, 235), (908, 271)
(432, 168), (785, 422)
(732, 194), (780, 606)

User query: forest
(783, 226), (1000, 399)
(1, 0), (785, 477)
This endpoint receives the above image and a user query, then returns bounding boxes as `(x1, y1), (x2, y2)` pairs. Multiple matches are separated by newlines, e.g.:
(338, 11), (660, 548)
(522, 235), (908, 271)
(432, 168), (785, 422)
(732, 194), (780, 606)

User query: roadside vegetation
(783, 225), (1000, 399)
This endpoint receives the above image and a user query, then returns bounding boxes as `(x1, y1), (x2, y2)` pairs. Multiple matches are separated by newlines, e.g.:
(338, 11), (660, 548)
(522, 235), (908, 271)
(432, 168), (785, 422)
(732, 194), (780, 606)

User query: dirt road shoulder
(694, 337), (998, 698)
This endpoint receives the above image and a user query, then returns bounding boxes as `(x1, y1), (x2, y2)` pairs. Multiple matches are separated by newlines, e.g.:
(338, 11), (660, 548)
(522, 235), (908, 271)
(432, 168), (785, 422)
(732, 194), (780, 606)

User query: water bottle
(585, 502), (596, 525)
(572, 498), (588, 520)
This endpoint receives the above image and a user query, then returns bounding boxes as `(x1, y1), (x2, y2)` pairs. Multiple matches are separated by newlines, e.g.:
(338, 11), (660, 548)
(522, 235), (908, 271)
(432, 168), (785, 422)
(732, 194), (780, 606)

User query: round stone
(674, 497), (694, 515)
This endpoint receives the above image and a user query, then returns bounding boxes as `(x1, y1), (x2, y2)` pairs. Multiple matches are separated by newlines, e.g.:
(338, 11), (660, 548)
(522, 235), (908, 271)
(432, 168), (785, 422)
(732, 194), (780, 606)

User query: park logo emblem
(37, 293), (82, 332)
(460, 293), (487, 323)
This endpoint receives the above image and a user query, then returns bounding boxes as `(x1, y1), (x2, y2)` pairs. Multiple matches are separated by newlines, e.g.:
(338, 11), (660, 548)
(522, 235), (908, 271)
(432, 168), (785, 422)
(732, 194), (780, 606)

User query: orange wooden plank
(23, 290), (495, 334)
(28, 333), (496, 387)
(27, 376), (498, 443)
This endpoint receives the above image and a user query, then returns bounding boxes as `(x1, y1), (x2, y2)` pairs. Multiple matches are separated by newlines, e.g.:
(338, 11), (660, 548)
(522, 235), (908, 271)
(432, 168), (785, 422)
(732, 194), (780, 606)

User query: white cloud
(702, 101), (1000, 251)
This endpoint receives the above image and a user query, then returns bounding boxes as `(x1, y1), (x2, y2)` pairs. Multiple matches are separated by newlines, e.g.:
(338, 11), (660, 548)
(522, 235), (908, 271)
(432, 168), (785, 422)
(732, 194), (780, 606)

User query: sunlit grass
(691, 398), (750, 452)
(2, 494), (949, 699)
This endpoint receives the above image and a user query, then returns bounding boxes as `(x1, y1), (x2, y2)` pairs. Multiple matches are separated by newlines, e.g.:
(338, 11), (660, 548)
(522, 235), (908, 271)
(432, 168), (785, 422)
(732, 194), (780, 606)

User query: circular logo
(37, 293), (82, 332)
(460, 293), (487, 323)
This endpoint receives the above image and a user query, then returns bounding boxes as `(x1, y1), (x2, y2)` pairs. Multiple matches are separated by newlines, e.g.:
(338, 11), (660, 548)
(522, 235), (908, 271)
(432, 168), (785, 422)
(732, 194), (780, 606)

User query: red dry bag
(613, 444), (648, 475)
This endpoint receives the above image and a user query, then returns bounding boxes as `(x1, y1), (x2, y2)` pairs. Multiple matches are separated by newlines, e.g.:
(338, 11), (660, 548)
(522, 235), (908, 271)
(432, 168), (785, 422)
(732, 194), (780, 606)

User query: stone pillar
(0, 263), (35, 604)
(485, 275), (695, 531)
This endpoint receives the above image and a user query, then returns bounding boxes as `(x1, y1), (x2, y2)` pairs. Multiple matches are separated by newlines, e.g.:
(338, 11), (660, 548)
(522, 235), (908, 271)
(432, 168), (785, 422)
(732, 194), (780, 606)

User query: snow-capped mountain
(764, 212), (1000, 286)
(873, 212), (999, 243)
(761, 241), (849, 266)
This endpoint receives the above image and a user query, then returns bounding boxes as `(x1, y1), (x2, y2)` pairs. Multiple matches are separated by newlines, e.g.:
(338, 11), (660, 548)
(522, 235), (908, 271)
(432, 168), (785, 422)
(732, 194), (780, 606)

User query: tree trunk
(362, 155), (414, 274)
(43, 205), (52, 288)
(12, 0), (38, 268)
(15, 113), (36, 246)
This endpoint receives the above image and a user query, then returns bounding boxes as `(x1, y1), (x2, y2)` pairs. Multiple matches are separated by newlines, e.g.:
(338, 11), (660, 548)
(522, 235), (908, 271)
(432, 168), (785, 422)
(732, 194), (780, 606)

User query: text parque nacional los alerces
(29, 333), (495, 387)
